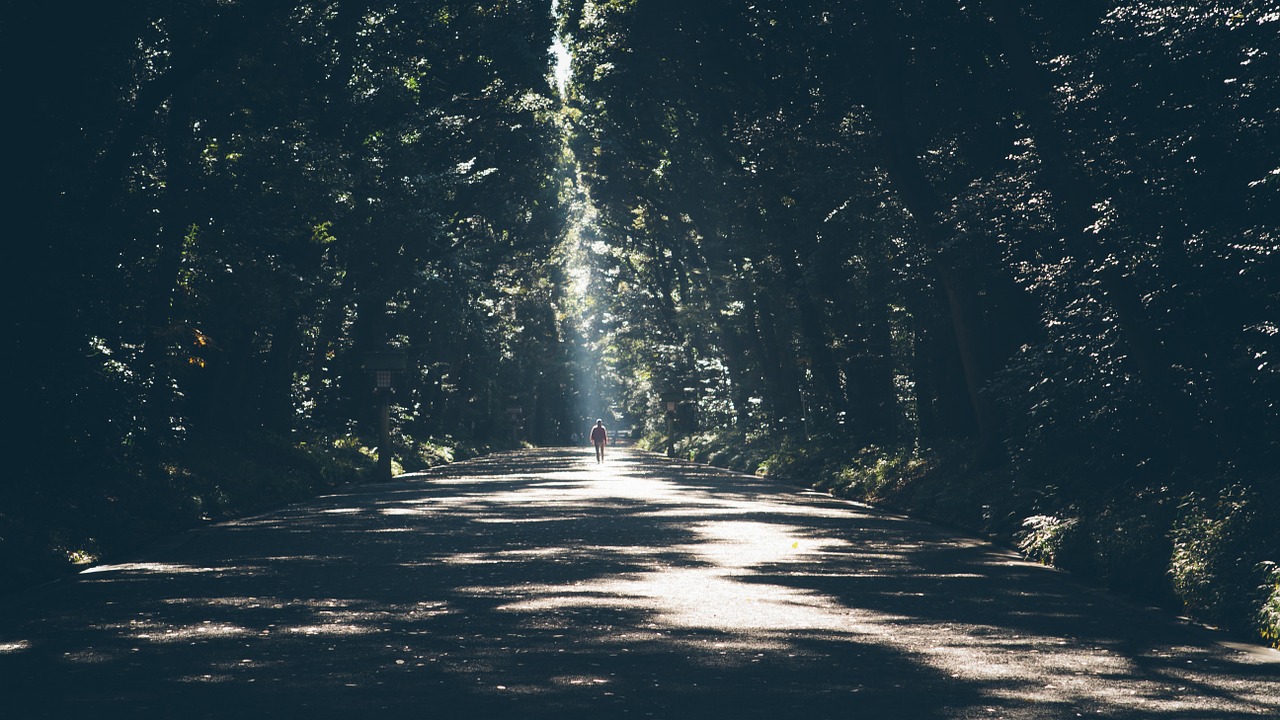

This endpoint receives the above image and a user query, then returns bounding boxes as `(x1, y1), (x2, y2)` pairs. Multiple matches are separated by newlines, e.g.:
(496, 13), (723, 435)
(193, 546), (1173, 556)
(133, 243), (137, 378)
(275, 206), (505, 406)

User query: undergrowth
(0, 430), (484, 598)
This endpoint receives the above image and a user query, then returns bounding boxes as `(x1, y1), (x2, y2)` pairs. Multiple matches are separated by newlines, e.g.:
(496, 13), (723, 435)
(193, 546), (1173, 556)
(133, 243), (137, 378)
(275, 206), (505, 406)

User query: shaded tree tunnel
(4, 1), (1279, 645)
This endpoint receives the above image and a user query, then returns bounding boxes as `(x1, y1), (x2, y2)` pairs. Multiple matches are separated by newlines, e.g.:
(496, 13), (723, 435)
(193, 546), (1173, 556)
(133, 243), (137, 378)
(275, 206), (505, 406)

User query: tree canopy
(7, 0), (572, 583)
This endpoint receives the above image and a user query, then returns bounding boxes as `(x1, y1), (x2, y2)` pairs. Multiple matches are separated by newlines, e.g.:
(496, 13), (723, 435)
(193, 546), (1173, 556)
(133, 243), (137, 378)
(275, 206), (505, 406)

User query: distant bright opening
(550, 1), (572, 98)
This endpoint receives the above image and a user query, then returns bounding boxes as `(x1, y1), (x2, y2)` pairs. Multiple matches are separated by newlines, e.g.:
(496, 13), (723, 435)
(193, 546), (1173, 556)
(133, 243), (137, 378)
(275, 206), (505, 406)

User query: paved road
(2, 448), (1277, 719)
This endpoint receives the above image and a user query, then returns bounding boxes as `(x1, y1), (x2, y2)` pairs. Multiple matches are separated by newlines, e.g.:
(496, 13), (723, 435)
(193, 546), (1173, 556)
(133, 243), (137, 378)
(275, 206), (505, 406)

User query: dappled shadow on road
(1, 448), (1276, 719)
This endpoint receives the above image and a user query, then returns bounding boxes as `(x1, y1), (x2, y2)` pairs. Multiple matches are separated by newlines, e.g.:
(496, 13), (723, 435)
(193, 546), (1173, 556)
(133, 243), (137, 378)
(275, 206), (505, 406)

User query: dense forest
(4, 1), (1278, 647)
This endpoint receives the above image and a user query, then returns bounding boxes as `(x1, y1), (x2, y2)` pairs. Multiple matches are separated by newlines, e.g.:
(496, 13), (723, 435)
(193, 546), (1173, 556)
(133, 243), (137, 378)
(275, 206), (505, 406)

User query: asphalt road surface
(2, 448), (1277, 719)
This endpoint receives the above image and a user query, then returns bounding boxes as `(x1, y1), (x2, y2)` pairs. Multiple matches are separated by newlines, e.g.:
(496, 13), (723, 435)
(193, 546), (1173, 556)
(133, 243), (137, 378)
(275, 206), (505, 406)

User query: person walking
(590, 419), (608, 463)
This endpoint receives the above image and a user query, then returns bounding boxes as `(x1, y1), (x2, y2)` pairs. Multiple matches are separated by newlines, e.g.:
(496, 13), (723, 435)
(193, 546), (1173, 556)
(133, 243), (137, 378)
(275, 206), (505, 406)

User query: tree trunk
(746, 282), (803, 425)
(861, 2), (1008, 460)
(852, 255), (903, 446)
(911, 282), (979, 446)
(780, 251), (845, 424)
(139, 88), (199, 450)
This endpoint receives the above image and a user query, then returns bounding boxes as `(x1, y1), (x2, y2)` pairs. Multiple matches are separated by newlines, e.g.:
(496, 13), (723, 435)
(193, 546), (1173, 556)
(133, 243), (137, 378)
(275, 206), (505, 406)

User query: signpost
(661, 394), (680, 458)
(362, 350), (408, 482)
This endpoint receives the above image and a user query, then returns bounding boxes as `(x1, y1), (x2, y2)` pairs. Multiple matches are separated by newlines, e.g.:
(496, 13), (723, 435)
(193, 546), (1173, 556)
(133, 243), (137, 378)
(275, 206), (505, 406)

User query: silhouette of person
(590, 419), (608, 463)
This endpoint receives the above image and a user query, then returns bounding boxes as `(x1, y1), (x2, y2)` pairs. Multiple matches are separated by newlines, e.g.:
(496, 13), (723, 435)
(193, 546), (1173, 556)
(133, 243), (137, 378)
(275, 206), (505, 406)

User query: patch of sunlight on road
(455, 453), (908, 638)
(82, 562), (239, 575)
(553, 675), (611, 687)
(390, 454), (693, 517)
(471, 515), (582, 524)
(380, 507), (435, 516)
(86, 597), (453, 654)
(432, 546), (594, 566)
(282, 623), (380, 637)
(489, 510), (902, 636)
(681, 520), (852, 568)
(499, 567), (897, 634)
(484, 469), (682, 506)
(161, 595), (293, 609)
(100, 617), (256, 643)
(178, 673), (236, 683)
(62, 648), (117, 664)
(639, 500), (877, 520)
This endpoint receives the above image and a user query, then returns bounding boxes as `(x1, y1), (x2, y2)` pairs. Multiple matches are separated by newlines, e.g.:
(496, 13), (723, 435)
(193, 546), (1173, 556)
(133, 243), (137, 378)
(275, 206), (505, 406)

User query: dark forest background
(4, 1), (1278, 647)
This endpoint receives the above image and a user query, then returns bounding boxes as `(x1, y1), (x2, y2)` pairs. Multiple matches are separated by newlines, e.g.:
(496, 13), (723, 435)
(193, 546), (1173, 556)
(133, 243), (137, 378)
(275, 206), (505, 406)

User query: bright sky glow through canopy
(551, 36), (571, 97)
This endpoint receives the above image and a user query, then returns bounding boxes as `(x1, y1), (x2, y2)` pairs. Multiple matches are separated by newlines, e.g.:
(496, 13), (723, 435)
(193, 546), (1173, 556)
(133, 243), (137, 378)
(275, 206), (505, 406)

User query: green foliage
(396, 433), (500, 474)
(674, 430), (802, 478)
(1170, 486), (1271, 633)
(680, 427), (927, 507)
(0, 430), (370, 594)
(1077, 499), (1178, 603)
(828, 450), (926, 502)
(5, 0), (573, 595)
(183, 432), (385, 517)
(1258, 562), (1280, 649)
(1017, 515), (1081, 567)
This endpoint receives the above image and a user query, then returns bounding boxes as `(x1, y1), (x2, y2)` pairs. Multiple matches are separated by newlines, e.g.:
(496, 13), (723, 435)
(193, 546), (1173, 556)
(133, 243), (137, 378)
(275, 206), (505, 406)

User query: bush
(667, 429), (778, 475)
(1170, 485), (1273, 633)
(1, 429), (373, 598)
(1017, 514), (1080, 566)
(397, 433), (492, 473)
(1258, 562), (1280, 649)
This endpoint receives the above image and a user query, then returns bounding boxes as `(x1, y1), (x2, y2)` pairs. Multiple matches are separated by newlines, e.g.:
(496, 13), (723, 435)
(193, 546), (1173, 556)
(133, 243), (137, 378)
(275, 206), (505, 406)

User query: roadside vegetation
(1, 432), (496, 591)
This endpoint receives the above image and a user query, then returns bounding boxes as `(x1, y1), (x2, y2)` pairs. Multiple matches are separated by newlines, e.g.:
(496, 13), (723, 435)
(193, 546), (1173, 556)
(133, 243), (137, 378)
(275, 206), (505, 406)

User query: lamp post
(796, 356), (812, 441)
(661, 395), (680, 458)
(362, 350), (407, 482)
